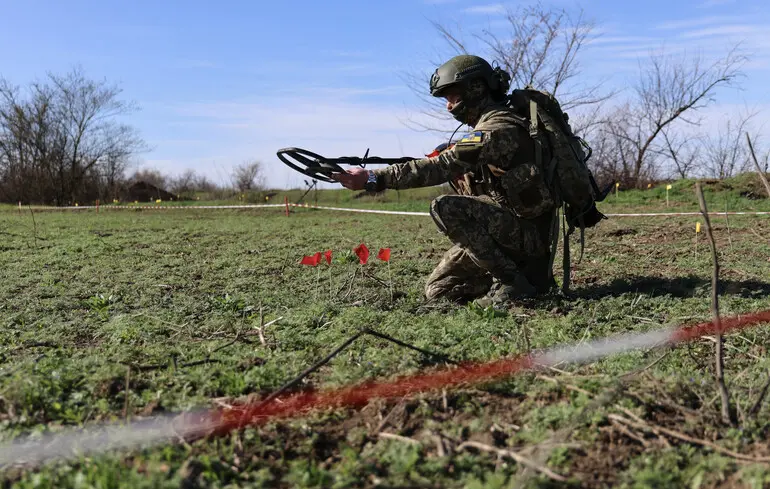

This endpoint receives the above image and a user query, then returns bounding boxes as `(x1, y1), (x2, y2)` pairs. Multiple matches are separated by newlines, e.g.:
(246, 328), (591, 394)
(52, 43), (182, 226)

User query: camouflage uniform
(373, 102), (558, 302)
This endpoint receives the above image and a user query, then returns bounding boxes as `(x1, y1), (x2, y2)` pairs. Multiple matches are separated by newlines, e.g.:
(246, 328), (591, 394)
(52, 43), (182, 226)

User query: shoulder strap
(527, 99), (543, 172)
(528, 99), (539, 139)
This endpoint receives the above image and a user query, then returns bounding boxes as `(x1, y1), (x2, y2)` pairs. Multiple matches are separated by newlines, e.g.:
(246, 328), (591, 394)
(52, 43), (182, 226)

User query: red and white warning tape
(17, 202), (770, 218)
(2, 309), (769, 468)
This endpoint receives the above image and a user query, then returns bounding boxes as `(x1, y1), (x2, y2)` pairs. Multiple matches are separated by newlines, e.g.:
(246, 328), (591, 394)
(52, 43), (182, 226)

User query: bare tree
(702, 111), (756, 179)
(170, 169), (198, 197)
(602, 46), (746, 187)
(0, 66), (147, 204)
(191, 173), (218, 193)
(99, 153), (136, 201)
(403, 3), (614, 133)
(658, 128), (702, 179)
(130, 168), (169, 189)
(591, 104), (662, 187)
(231, 160), (265, 192)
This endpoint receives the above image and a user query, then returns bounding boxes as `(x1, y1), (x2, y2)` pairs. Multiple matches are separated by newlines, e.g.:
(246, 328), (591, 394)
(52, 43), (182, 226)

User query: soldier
(331, 54), (561, 307)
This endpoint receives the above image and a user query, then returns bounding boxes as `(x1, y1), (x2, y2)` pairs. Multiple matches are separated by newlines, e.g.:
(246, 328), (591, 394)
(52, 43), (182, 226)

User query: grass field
(2, 179), (770, 488)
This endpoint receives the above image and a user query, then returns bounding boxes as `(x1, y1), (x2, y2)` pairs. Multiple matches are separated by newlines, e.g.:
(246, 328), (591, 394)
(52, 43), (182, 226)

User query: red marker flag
(324, 249), (333, 265)
(377, 248), (391, 262)
(300, 252), (321, 267)
(353, 243), (369, 265)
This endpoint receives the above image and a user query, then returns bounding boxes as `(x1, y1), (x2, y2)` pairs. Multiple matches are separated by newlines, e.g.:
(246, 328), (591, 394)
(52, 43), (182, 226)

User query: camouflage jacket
(373, 103), (557, 220)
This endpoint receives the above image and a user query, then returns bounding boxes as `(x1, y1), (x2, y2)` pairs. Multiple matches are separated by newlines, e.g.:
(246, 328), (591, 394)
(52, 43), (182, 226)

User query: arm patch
(454, 131), (484, 165)
(457, 131), (484, 144)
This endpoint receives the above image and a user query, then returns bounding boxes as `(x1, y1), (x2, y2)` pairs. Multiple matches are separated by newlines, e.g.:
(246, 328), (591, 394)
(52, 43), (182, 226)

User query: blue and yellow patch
(457, 131), (483, 144)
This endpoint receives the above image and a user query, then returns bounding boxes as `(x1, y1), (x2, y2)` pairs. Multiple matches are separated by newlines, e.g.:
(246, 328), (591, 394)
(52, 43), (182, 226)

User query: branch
(749, 370), (770, 418)
(746, 133), (770, 198)
(695, 181), (736, 426)
(609, 414), (769, 461)
(457, 440), (569, 482)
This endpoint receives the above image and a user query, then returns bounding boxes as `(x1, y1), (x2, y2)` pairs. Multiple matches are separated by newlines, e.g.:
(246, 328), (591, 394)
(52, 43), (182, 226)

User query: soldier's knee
(430, 195), (449, 233)
(431, 195), (468, 235)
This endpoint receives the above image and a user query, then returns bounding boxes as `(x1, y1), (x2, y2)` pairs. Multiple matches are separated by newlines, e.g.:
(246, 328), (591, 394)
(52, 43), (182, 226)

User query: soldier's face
(442, 87), (463, 112)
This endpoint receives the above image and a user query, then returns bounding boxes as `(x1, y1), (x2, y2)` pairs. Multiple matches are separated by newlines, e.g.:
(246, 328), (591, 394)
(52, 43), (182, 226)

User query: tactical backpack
(506, 86), (611, 293)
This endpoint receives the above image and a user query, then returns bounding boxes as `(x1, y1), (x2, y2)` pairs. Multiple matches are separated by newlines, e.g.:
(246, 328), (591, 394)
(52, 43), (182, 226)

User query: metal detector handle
(327, 156), (417, 166)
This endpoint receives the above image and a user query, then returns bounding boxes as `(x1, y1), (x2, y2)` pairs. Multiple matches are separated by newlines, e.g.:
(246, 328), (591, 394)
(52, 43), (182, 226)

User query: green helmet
(430, 55), (495, 97)
(429, 55), (511, 123)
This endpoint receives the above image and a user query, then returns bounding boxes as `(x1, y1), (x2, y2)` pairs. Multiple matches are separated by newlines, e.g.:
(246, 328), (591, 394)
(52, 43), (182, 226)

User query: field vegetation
(1, 179), (770, 488)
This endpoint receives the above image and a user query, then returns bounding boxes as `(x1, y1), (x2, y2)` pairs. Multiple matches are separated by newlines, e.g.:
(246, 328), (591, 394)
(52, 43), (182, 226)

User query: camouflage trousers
(424, 194), (554, 302)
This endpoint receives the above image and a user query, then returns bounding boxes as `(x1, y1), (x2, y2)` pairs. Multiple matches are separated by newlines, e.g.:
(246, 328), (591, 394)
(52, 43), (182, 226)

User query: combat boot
(473, 274), (537, 309)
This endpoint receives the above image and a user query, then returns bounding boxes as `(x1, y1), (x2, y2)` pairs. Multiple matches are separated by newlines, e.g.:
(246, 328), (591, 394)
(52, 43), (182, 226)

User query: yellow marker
(696, 222), (701, 233)
(265, 196), (269, 201)
(666, 184), (672, 190)
(74, 203), (78, 207)
(155, 199), (162, 204)
(647, 183), (652, 189)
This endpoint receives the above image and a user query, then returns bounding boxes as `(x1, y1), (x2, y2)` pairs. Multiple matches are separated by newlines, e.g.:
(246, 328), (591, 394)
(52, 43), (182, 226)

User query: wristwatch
(364, 170), (378, 192)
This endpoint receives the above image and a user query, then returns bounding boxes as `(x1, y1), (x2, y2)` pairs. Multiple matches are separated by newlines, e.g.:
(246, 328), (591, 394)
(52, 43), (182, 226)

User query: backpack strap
(528, 99), (544, 172)
(561, 204), (571, 295)
(577, 216), (586, 264)
(528, 99), (539, 138)
(547, 206), (560, 283)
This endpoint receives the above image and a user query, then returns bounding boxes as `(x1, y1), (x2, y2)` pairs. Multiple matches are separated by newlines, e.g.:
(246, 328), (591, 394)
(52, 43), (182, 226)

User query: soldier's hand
(331, 168), (368, 190)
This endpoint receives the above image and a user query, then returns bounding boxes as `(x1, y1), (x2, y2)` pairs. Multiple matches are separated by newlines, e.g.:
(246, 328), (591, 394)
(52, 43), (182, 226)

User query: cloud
(586, 36), (660, 46)
(678, 24), (761, 39)
(654, 15), (750, 30)
(463, 4), (506, 15)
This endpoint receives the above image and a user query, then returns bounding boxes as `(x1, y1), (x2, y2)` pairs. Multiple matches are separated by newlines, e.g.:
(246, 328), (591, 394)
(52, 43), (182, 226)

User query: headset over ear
(489, 65), (511, 100)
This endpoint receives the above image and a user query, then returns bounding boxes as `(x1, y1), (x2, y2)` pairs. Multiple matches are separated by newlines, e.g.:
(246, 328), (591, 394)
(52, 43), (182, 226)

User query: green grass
(1, 181), (770, 488)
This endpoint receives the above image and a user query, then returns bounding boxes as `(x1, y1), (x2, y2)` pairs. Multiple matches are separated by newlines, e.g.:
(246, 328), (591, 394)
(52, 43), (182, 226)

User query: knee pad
(430, 195), (449, 234)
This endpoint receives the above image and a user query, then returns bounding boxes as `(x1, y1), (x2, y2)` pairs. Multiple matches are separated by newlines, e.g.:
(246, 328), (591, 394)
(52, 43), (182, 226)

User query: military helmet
(429, 55), (509, 98)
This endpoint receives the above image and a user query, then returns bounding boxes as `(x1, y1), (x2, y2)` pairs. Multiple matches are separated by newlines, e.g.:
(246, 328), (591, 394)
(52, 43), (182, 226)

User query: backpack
(506, 85), (612, 293)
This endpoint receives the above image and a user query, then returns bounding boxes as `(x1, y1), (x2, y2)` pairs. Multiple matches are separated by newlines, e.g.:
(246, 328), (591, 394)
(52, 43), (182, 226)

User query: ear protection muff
(489, 66), (511, 100)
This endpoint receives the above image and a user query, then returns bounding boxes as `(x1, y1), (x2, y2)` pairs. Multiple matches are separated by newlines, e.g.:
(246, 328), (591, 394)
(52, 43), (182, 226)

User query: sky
(1, 0), (768, 189)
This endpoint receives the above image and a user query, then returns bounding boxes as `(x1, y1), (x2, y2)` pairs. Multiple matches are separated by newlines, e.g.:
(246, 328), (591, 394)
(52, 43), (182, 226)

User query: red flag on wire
(353, 243), (369, 264)
(377, 248), (391, 262)
(300, 252), (321, 267)
(324, 250), (333, 265)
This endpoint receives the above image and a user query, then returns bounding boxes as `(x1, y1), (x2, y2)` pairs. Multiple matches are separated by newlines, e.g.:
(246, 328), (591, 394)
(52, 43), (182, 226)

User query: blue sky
(1, 0), (768, 188)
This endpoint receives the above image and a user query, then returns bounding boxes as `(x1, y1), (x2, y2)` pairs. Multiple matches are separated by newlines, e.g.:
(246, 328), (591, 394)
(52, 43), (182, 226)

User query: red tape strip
(186, 309), (770, 436)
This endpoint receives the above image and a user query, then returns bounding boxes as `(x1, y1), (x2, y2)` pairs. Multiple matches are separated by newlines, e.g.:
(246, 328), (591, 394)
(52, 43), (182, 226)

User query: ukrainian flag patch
(458, 131), (483, 144)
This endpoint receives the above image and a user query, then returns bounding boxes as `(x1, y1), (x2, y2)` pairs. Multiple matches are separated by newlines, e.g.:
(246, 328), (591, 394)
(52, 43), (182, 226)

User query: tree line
(406, 3), (769, 188)
(2, 4), (768, 205)
(0, 67), (265, 205)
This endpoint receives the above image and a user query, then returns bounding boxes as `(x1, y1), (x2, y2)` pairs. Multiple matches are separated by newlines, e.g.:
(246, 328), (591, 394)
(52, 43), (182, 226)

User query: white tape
(0, 320), (677, 468)
(18, 203), (770, 218)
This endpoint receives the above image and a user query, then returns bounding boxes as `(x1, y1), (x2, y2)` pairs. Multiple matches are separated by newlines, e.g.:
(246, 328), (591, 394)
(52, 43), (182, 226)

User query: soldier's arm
(372, 136), (481, 190)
